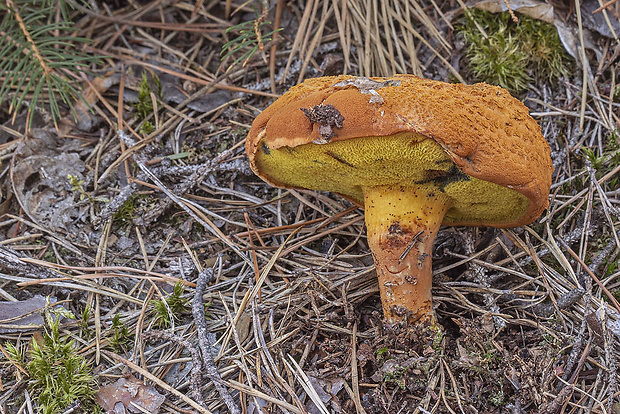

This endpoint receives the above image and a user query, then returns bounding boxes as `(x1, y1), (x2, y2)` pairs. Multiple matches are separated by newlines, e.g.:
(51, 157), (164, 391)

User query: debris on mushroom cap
(332, 77), (402, 104)
(300, 104), (344, 143)
(246, 74), (553, 228)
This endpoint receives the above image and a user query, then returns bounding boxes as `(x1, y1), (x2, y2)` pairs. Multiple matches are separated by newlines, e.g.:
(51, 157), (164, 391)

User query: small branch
(0, 246), (60, 279)
(143, 330), (205, 407)
(193, 268), (241, 414)
(91, 179), (140, 228)
(131, 150), (251, 267)
(488, 225), (591, 285)
(602, 306), (618, 412)
(113, 130), (239, 227)
(542, 384), (574, 414)
(531, 288), (585, 318)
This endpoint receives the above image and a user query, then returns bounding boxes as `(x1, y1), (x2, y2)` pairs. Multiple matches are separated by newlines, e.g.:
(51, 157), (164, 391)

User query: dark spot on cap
(391, 305), (413, 317)
(261, 142), (270, 155)
(388, 222), (404, 235)
(418, 252), (430, 266)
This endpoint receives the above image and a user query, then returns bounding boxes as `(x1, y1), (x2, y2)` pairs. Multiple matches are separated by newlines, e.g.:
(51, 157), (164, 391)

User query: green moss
(78, 306), (94, 340)
(376, 346), (389, 363)
(582, 129), (620, 181)
(606, 261), (619, 278)
(108, 314), (133, 351)
(68, 175), (108, 204)
(489, 388), (505, 406)
(431, 324), (444, 351)
(456, 9), (571, 94)
(150, 281), (189, 328)
(382, 365), (407, 390)
(113, 195), (137, 224)
(140, 120), (154, 135)
(113, 194), (151, 227)
(6, 307), (99, 413)
(135, 72), (161, 135)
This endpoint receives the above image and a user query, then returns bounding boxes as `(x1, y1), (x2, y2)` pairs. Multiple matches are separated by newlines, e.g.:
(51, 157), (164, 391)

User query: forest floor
(0, 0), (619, 413)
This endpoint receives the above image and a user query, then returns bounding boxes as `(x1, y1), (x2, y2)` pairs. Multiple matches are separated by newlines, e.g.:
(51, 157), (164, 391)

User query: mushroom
(246, 75), (553, 325)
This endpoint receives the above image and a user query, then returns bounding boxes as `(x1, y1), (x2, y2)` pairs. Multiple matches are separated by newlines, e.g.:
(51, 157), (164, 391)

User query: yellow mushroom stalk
(363, 185), (451, 323)
(246, 75), (553, 325)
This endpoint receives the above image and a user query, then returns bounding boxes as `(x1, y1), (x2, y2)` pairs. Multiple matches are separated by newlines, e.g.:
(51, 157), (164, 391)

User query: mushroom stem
(363, 185), (452, 324)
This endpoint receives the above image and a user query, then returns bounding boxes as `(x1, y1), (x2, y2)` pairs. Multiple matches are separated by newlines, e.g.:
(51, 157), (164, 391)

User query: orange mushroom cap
(246, 74), (553, 228)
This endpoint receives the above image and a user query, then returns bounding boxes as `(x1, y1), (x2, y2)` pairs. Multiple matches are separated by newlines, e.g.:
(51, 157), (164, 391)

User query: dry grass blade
(344, 0), (463, 80)
(282, 0), (317, 81)
(228, 380), (302, 413)
(225, 226), (301, 335)
(103, 350), (213, 414)
(286, 355), (330, 414)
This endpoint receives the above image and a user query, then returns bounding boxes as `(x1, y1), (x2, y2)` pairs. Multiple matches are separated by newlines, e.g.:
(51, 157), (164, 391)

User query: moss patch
(456, 9), (572, 94)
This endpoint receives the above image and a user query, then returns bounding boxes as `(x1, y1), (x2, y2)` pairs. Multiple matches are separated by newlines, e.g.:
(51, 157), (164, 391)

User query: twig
(0, 246), (60, 280)
(558, 239), (620, 314)
(143, 330), (206, 407)
(602, 305), (618, 412)
(532, 288), (585, 318)
(92, 131), (156, 228)
(193, 268), (241, 414)
(543, 384), (574, 414)
(560, 280), (592, 384)
(134, 158), (251, 266)
(593, 0), (620, 14)
(487, 225), (589, 285)
(91, 178), (140, 228)
(460, 231), (504, 329)
(133, 149), (241, 226)
(350, 323), (366, 414)
(102, 350), (212, 414)
(587, 162), (620, 249)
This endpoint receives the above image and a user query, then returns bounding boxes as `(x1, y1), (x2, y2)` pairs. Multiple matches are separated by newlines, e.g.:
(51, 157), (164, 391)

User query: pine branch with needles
(0, 0), (102, 128)
(220, 1), (281, 70)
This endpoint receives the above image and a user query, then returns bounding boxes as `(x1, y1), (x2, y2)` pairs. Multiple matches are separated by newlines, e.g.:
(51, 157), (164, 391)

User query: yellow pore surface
(255, 132), (529, 226)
